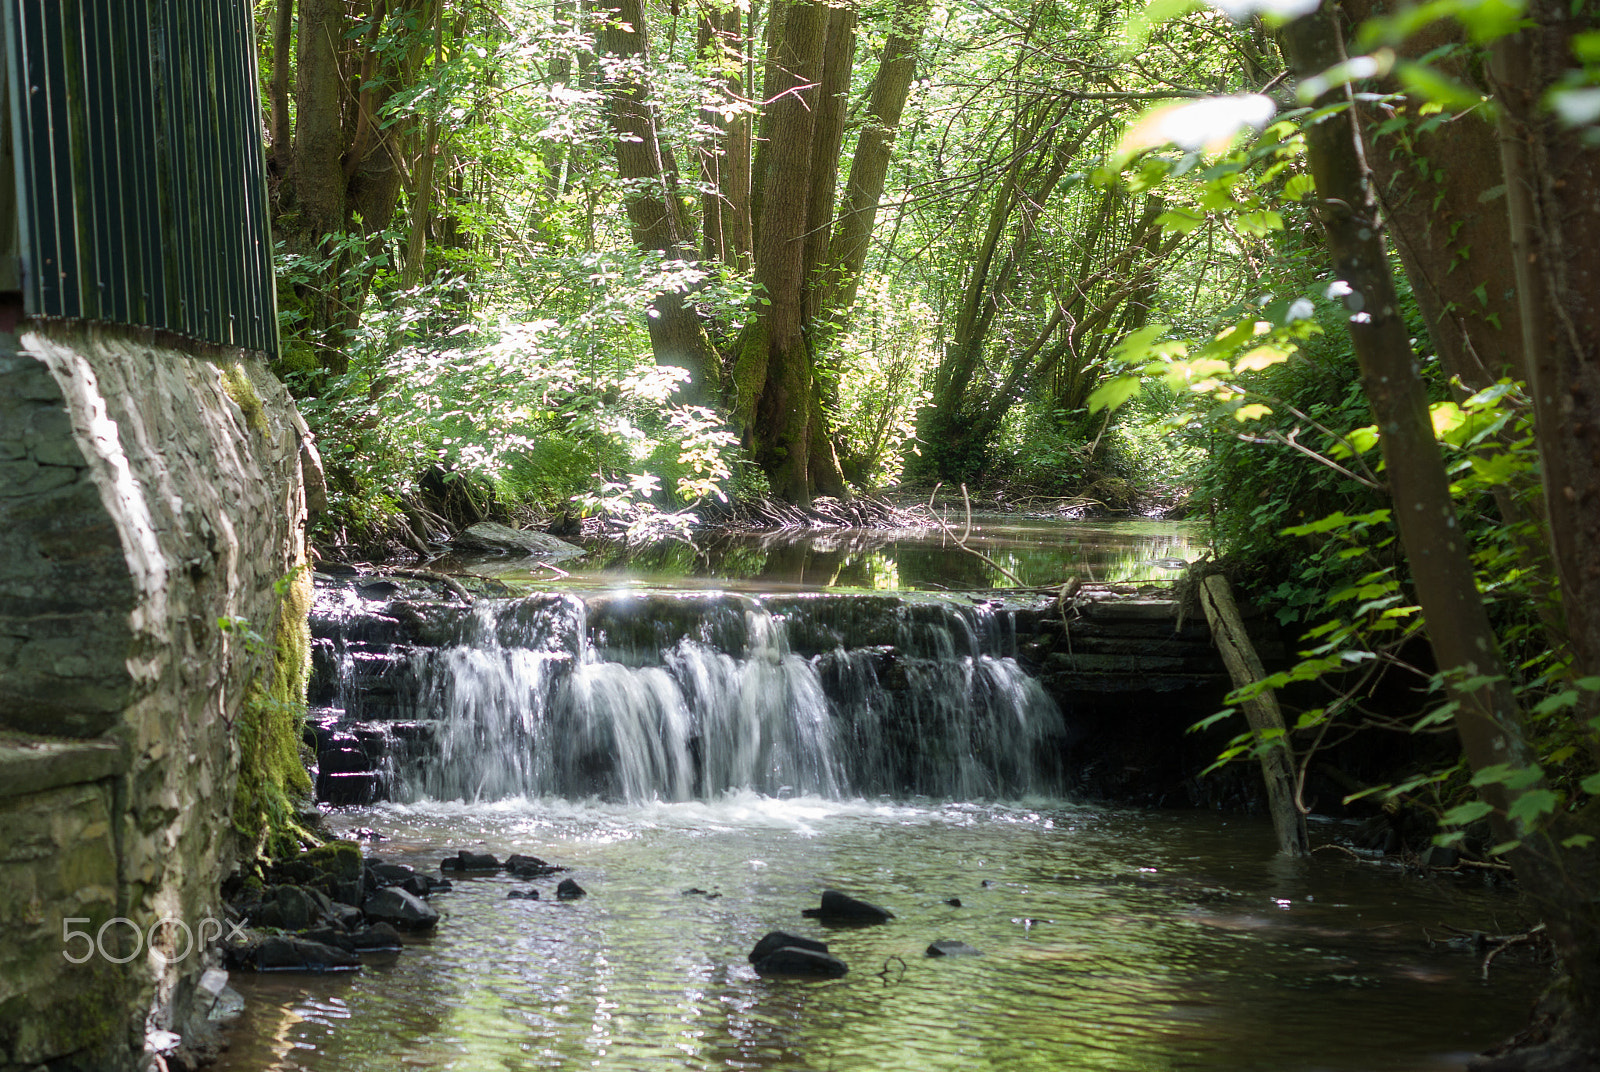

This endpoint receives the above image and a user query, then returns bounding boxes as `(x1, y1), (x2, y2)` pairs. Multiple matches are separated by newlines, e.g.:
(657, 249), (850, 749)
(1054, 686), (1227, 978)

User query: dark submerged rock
(247, 885), (332, 932)
(801, 889), (894, 925)
(368, 862), (416, 886)
(926, 939), (983, 957)
(505, 853), (567, 878)
(752, 946), (849, 978)
(351, 923), (404, 952)
(363, 887), (441, 931)
(556, 878), (586, 900)
(748, 931), (829, 964)
(266, 841), (365, 906)
(945, 897), (963, 907)
(250, 937), (361, 972)
(507, 888), (540, 900)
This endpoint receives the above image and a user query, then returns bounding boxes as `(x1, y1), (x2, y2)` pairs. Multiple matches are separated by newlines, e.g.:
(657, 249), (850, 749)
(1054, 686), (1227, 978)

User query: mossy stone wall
(0, 323), (316, 1071)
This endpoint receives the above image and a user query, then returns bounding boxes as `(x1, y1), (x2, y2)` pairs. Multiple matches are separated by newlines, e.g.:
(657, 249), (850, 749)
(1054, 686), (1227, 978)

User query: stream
(218, 520), (1544, 1071)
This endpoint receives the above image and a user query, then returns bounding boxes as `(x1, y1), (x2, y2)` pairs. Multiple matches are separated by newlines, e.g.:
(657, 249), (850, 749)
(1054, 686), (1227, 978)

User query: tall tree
(595, 0), (724, 406)
(731, 0), (854, 502)
(267, 0), (441, 377)
(817, 0), (932, 326)
(1282, 5), (1600, 1064)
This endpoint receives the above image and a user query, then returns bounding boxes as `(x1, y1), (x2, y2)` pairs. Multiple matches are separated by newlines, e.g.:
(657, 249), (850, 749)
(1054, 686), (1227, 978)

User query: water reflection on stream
(453, 518), (1200, 592)
(220, 799), (1541, 1072)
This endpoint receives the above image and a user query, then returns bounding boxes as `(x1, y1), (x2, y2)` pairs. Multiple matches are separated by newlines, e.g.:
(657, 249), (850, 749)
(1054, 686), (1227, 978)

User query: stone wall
(0, 322), (314, 1072)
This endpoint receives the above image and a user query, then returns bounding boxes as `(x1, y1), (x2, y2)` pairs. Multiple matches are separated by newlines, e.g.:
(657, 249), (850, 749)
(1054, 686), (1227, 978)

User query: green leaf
(1283, 173), (1316, 200)
(1440, 800), (1494, 826)
(1506, 788), (1559, 828)
(1156, 209), (1206, 234)
(1189, 708), (1236, 733)
(1580, 773), (1600, 796)
(1087, 376), (1144, 414)
(1561, 834), (1596, 849)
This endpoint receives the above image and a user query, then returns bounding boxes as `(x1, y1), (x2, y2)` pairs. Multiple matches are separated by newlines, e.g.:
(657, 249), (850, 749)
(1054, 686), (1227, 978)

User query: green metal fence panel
(4, 0), (278, 356)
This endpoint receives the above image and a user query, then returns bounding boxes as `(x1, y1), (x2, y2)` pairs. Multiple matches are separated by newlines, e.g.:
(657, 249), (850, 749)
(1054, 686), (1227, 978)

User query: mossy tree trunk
(596, 0), (725, 407)
(732, 0), (852, 503)
(1283, 5), (1600, 1063)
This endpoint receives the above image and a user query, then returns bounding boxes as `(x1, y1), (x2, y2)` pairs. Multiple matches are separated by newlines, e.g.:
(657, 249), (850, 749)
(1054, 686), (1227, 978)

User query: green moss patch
(233, 566), (315, 859)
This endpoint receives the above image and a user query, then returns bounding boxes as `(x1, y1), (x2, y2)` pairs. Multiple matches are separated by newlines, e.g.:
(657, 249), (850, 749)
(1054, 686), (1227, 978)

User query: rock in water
(748, 931), (830, 964)
(926, 939), (983, 957)
(752, 946), (849, 978)
(507, 889), (540, 900)
(556, 878), (586, 900)
(350, 923), (404, 952)
(362, 888), (441, 931)
(801, 889), (894, 925)
(505, 853), (566, 878)
(453, 522), (582, 558)
(251, 937), (361, 972)
(441, 850), (501, 872)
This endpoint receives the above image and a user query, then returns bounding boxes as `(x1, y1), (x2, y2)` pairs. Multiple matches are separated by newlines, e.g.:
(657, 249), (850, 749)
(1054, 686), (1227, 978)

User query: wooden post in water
(1198, 574), (1309, 857)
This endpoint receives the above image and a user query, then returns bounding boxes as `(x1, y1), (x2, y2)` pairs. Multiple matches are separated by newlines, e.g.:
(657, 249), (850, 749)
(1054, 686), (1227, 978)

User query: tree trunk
(817, 0), (930, 325)
(734, 0), (830, 502)
(268, 0), (294, 163)
(596, 0), (724, 406)
(1199, 575), (1308, 856)
(697, 7), (752, 268)
(402, 3), (444, 291)
(800, 4), (856, 326)
(1283, 5), (1600, 1062)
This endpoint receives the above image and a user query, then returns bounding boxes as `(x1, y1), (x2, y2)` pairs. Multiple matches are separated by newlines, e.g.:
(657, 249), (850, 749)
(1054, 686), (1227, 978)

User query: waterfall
(310, 585), (1066, 804)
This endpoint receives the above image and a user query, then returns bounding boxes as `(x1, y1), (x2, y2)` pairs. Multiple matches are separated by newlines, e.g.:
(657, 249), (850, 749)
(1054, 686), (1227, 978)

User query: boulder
(267, 841), (365, 906)
(556, 878), (586, 901)
(329, 902), (364, 930)
(752, 946), (849, 978)
(926, 939), (983, 957)
(368, 862), (416, 887)
(748, 931), (829, 964)
(507, 889), (540, 901)
(801, 889), (894, 925)
(441, 850), (501, 872)
(363, 888), (440, 931)
(945, 898), (963, 907)
(454, 522), (582, 558)
(351, 923), (404, 952)
(297, 926), (356, 952)
(506, 853), (566, 878)
(248, 885), (331, 932)
(251, 937), (361, 972)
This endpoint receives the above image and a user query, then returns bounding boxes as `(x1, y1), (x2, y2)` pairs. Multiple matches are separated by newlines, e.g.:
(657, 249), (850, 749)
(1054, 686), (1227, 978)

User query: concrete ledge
(0, 733), (129, 798)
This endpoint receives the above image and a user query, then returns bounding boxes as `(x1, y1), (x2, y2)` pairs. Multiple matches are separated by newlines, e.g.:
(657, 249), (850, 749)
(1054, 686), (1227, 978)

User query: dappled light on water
(219, 801), (1540, 1072)
(469, 518), (1201, 592)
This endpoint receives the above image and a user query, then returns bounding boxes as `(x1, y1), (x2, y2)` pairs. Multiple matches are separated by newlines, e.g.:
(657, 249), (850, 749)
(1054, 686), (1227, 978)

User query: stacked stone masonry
(0, 324), (311, 1072)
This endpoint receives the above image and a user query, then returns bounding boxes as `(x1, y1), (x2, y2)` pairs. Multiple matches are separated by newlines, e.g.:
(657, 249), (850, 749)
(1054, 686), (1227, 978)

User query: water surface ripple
(218, 798), (1541, 1072)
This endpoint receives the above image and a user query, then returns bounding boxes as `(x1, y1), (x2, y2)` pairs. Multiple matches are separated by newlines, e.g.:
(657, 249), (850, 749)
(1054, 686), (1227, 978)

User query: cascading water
(309, 582), (1066, 804)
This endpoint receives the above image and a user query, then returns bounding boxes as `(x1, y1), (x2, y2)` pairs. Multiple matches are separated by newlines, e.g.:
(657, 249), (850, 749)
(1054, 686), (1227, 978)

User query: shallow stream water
(219, 799), (1541, 1072)
(227, 521), (1545, 1071)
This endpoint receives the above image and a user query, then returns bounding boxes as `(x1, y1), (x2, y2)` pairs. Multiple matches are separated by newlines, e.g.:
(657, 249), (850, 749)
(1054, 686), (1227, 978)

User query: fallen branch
(1481, 923), (1546, 982)
(379, 568), (475, 604)
(921, 484), (1029, 587)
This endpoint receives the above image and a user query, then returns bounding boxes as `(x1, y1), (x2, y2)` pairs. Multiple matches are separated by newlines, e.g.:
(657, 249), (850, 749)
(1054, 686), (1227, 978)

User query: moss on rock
(219, 362), (271, 437)
(233, 566), (315, 859)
